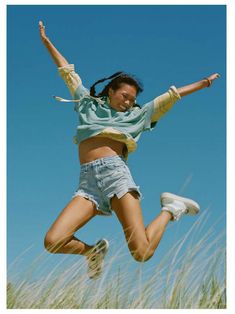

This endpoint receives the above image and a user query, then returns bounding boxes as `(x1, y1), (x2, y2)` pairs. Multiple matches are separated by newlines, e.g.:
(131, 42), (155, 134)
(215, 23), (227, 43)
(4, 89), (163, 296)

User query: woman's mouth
(120, 104), (127, 110)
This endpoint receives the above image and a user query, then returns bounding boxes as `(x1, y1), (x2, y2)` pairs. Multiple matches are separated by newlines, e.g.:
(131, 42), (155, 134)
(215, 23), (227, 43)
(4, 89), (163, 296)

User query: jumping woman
(39, 21), (220, 279)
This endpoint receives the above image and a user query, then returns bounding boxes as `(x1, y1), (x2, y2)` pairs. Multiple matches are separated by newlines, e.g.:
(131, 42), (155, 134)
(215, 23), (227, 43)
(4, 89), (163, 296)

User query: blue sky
(7, 5), (226, 277)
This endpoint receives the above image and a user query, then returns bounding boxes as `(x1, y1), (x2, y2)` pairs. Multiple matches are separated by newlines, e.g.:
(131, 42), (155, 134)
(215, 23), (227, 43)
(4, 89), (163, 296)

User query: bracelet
(204, 77), (212, 87)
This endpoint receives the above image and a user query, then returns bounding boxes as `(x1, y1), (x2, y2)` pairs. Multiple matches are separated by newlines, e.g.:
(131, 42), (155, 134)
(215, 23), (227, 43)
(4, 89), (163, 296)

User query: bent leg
(44, 195), (101, 255)
(111, 191), (172, 262)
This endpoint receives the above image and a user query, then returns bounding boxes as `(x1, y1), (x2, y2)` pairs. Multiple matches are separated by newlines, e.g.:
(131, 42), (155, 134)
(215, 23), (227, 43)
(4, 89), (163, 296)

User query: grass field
(7, 212), (226, 309)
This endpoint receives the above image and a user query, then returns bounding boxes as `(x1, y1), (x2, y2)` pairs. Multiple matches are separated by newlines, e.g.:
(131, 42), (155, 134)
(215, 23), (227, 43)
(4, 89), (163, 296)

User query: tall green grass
(7, 211), (226, 309)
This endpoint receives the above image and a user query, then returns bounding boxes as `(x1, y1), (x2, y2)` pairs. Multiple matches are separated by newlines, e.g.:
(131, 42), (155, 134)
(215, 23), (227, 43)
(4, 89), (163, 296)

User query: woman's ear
(108, 88), (114, 97)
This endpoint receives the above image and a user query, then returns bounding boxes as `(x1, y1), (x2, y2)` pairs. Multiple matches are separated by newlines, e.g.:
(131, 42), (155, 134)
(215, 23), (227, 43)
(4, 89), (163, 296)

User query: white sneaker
(87, 239), (109, 279)
(160, 192), (200, 221)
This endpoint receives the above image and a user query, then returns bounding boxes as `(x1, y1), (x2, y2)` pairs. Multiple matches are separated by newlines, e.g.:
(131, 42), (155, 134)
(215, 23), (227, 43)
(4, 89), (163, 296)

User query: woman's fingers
(208, 73), (221, 81)
(39, 20), (45, 28)
(39, 21), (44, 31)
(39, 21), (46, 39)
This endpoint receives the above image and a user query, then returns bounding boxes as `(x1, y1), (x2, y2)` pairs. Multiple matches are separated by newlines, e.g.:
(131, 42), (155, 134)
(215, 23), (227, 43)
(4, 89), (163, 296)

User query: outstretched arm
(177, 73), (220, 97)
(150, 73), (220, 123)
(39, 21), (89, 99)
(39, 21), (68, 67)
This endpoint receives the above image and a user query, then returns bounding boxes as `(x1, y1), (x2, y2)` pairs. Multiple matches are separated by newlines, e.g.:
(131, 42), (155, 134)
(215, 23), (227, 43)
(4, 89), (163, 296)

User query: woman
(39, 21), (220, 279)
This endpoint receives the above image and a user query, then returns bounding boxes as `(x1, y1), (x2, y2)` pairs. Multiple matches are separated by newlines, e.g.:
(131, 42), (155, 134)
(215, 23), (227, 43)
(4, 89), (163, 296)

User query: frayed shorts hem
(73, 186), (142, 216)
(72, 191), (112, 216)
(107, 186), (143, 201)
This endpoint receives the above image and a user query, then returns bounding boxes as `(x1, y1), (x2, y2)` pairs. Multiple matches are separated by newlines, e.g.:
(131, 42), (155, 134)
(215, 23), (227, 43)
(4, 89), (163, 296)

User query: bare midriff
(79, 136), (126, 164)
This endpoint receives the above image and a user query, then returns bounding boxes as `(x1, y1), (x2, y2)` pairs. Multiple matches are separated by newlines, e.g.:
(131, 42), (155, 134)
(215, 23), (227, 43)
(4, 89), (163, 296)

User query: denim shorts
(73, 155), (142, 216)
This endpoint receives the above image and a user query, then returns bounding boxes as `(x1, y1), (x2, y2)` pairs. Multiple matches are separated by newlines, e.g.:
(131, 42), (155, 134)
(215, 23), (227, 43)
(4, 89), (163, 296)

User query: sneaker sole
(99, 239), (109, 256)
(87, 239), (109, 280)
(161, 192), (200, 215)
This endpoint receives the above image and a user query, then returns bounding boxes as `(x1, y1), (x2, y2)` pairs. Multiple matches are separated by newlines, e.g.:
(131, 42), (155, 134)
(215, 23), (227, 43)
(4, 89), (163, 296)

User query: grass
(7, 211), (226, 309)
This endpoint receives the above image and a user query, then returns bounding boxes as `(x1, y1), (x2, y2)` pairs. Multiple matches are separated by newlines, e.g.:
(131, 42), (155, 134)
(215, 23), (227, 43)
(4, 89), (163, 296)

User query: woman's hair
(90, 71), (144, 100)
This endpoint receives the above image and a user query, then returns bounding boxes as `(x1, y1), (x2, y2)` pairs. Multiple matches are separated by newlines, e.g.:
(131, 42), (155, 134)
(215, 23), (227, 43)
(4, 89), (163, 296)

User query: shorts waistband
(80, 155), (126, 171)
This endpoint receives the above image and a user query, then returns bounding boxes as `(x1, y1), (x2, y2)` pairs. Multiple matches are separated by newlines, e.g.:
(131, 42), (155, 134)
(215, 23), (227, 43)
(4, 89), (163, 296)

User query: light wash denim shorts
(73, 155), (142, 216)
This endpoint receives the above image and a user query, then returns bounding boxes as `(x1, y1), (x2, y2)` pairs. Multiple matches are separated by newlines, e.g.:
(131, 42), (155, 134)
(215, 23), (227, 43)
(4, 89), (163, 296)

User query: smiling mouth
(120, 104), (129, 111)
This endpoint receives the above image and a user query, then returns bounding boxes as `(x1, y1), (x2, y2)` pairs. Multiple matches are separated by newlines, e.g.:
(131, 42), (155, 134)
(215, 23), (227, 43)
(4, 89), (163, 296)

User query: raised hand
(39, 21), (47, 42)
(207, 73), (220, 83)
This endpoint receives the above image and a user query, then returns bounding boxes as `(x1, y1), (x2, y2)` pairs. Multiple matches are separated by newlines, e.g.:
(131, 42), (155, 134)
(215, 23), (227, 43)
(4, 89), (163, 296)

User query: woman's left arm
(149, 73), (220, 123)
(177, 73), (220, 97)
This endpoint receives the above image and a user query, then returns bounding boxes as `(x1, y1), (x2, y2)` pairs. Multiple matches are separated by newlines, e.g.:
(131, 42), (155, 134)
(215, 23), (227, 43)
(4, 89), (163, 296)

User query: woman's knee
(131, 250), (154, 263)
(44, 231), (56, 253)
(44, 230), (67, 253)
(129, 242), (154, 262)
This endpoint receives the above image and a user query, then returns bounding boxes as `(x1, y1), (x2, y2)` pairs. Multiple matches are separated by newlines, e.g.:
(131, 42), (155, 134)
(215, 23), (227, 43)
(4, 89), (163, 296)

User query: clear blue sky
(7, 5), (226, 275)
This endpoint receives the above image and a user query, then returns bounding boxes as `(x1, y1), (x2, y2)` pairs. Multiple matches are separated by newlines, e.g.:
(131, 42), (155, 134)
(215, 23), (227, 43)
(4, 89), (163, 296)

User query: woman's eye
(121, 93), (135, 104)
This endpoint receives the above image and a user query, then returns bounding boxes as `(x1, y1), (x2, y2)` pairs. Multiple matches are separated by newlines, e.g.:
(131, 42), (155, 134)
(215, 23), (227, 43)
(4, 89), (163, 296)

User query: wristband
(204, 77), (212, 87)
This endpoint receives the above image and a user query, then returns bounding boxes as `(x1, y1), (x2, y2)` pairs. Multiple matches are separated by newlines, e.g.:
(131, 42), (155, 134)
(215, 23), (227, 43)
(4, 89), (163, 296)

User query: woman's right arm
(39, 21), (68, 67)
(39, 21), (89, 99)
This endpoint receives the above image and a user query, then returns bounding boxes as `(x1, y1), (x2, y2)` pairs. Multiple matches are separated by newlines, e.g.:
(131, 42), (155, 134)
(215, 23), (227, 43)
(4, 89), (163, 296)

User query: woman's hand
(207, 73), (221, 83)
(39, 21), (48, 42)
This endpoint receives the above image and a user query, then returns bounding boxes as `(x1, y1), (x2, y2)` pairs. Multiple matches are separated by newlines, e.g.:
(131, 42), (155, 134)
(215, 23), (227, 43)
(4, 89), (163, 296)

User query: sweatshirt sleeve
(58, 64), (89, 99)
(151, 86), (181, 122)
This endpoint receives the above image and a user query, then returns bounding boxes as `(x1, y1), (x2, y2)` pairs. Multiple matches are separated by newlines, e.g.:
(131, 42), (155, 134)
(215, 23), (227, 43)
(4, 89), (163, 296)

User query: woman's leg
(111, 191), (172, 262)
(44, 195), (102, 256)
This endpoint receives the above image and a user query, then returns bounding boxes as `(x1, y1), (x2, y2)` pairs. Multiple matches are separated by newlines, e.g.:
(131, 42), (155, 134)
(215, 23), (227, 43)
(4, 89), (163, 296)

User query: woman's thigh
(111, 192), (148, 251)
(46, 196), (99, 243)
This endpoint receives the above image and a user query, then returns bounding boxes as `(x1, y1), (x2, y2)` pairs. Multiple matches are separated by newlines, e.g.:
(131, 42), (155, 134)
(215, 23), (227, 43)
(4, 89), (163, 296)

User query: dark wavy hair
(90, 71), (143, 106)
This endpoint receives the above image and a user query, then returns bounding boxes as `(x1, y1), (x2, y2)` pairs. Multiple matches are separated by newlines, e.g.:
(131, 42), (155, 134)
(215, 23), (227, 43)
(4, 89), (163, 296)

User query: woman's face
(108, 84), (137, 112)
